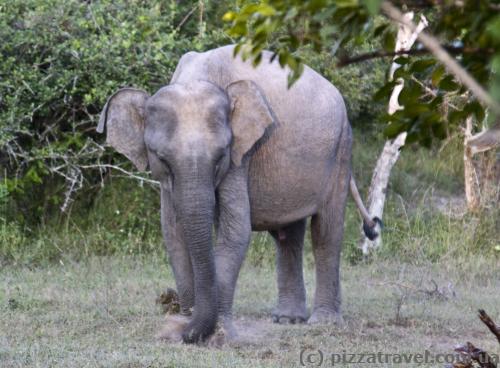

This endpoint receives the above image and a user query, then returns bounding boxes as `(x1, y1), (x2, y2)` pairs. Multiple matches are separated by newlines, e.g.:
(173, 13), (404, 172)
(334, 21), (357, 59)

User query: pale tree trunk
(464, 117), (481, 212)
(464, 118), (500, 212)
(361, 13), (428, 254)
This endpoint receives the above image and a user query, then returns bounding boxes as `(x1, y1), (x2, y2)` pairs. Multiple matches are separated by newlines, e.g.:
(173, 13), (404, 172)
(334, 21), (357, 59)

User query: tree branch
(80, 164), (160, 186)
(176, 5), (198, 30)
(337, 46), (492, 67)
(478, 309), (500, 345)
(381, 1), (500, 115)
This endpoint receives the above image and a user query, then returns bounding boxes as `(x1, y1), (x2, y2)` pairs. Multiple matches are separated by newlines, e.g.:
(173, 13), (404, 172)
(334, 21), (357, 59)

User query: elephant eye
(215, 154), (225, 176)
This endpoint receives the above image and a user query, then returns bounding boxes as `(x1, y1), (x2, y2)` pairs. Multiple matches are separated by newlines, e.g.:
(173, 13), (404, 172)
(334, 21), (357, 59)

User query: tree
(361, 11), (428, 254)
(224, 0), (500, 251)
(224, 0), (500, 142)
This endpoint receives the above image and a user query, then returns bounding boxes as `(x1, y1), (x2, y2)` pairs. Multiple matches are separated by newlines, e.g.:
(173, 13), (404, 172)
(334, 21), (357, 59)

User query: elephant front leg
(160, 187), (194, 316)
(213, 168), (252, 342)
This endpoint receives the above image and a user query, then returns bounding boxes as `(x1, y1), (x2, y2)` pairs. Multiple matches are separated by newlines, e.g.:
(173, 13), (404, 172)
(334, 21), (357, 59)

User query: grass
(1, 127), (498, 367)
(1, 254), (499, 367)
(2, 127), (498, 266)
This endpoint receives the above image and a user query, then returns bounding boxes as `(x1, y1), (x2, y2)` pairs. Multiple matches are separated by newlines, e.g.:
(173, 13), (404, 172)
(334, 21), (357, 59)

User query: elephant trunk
(174, 167), (217, 343)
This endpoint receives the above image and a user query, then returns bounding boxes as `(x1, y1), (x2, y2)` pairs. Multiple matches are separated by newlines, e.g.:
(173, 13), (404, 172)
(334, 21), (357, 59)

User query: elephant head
(97, 80), (274, 343)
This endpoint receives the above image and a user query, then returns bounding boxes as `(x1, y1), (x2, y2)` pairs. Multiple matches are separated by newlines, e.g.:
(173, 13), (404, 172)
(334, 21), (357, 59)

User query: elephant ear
(226, 80), (275, 166)
(97, 88), (150, 171)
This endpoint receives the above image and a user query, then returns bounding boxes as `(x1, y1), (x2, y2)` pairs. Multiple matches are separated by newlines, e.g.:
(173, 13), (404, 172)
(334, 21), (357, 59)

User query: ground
(1, 253), (498, 368)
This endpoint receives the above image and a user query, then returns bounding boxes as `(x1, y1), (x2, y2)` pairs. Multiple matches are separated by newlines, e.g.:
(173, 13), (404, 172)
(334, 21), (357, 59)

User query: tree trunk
(361, 13), (428, 254)
(464, 117), (500, 212)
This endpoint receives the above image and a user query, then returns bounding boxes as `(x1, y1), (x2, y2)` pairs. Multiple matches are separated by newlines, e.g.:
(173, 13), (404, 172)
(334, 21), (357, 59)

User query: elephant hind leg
(269, 219), (308, 324)
(309, 159), (350, 325)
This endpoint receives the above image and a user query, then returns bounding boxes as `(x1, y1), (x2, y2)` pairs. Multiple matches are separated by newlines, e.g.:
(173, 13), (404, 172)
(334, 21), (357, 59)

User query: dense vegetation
(225, 0), (500, 146)
(0, 0), (498, 266)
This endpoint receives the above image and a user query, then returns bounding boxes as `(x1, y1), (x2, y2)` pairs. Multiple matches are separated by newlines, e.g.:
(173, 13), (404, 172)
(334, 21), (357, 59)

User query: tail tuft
(363, 217), (383, 241)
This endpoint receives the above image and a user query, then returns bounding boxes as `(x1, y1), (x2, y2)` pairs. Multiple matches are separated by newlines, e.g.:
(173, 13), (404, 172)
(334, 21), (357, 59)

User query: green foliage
(0, 178), (163, 266)
(4, 130), (497, 267)
(0, 0), (497, 267)
(0, 0), (229, 224)
(224, 0), (500, 145)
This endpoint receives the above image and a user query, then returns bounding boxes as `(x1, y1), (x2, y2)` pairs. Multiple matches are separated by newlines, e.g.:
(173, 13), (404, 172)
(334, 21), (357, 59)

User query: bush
(0, 0), (229, 224)
(1, 0), (495, 266)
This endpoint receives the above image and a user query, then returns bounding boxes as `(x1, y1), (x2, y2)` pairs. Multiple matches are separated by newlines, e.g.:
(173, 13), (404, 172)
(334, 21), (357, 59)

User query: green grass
(1, 127), (498, 367)
(1, 255), (499, 367)
(2, 126), (498, 266)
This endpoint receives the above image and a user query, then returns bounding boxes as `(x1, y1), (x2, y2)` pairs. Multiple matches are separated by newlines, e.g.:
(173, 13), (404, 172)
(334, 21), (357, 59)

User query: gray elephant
(97, 45), (380, 344)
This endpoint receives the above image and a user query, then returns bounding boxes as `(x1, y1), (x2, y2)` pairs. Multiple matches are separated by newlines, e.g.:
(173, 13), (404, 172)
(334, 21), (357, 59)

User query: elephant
(97, 45), (380, 344)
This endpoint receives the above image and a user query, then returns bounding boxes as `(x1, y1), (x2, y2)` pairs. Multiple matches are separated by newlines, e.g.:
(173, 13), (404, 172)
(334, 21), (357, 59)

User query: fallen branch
(446, 310), (500, 368)
(454, 342), (497, 368)
(479, 309), (500, 345)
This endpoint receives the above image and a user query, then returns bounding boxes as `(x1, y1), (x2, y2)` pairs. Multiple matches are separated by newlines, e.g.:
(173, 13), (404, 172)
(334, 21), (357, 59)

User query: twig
(410, 76), (460, 110)
(176, 5), (198, 30)
(337, 45), (491, 67)
(80, 164), (160, 186)
(376, 279), (449, 300)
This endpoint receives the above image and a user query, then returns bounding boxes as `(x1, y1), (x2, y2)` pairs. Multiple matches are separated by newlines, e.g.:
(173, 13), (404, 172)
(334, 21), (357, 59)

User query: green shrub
(1, 0), (495, 266)
(0, 0), (229, 224)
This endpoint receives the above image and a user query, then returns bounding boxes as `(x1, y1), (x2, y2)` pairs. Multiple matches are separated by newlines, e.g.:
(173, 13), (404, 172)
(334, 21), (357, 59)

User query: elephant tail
(349, 175), (383, 241)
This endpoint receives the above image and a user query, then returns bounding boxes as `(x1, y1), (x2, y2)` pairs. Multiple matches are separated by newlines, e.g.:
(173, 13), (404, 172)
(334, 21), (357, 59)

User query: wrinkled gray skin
(97, 45), (377, 344)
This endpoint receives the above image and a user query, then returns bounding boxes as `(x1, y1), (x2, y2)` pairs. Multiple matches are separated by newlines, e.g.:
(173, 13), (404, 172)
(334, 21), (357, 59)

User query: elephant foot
(272, 305), (308, 324)
(156, 314), (190, 343)
(207, 317), (238, 347)
(307, 308), (344, 326)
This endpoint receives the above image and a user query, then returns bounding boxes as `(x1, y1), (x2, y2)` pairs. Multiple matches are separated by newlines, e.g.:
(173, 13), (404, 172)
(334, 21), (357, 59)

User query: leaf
(384, 121), (406, 138)
(373, 81), (397, 101)
(320, 25), (337, 39)
(382, 30), (395, 52)
(257, 4), (276, 16)
(307, 0), (328, 12)
(405, 131), (419, 144)
(362, 0), (382, 15)
(228, 21), (248, 37)
(252, 52), (262, 67)
(233, 43), (242, 57)
(490, 54), (500, 73)
(394, 56), (409, 65)
(222, 11), (236, 22)
(373, 23), (389, 37)
(448, 109), (468, 125)
(464, 100), (485, 123)
(241, 4), (260, 16)
(398, 83), (421, 106)
(284, 8), (298, 21)
(404, 103), (430, 117)
(393, 66), (408, 80)
(489, 77), (500, 101)
(439, 75), (460, 92)
(432, 121), (447, 140)
(486, 15), (500, 41)
(278, 52), (288, 67)
(431, 65), (445, 87)
(410, 59), (436, 73)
